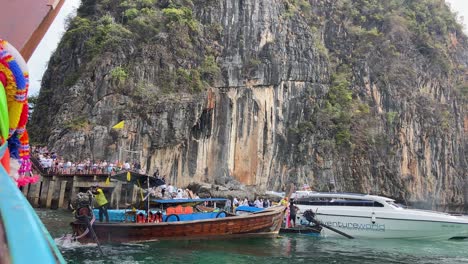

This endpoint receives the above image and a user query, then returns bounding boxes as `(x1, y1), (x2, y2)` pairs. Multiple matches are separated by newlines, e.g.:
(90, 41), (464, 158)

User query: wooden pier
(22, 155), (147, 209)
(21, 173), (142, 209)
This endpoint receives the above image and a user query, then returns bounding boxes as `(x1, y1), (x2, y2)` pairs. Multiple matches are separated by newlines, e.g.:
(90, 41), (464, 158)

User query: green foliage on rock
(283, 0), (311, 18)
(63, 72), (81, 87)
(43, 0), (465, 154)
(110, 66), (129, 83)
(58, 0), (221, 96)
(386, 111), (398, 126)
(162, 6), (198, 32)
(124, 8), (139, 20)
(200, 55), (220, 83)
(64, 116), (89, 130)
(62, 15), (132, 59)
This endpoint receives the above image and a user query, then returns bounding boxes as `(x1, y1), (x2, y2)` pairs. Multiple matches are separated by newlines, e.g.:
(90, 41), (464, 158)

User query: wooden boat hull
(71, 206), (285, 244)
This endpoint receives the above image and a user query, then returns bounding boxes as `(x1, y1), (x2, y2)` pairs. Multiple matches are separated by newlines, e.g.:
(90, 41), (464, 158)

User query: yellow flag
(105, 176), (110, 185)
(127, 171), (131, 181)
(112, 121), (124, 129)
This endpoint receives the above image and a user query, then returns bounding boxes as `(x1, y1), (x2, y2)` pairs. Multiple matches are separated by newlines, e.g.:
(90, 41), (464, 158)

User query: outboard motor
(74, 192), (93, 222)
(71, 192), (105, 255)
(303, 210), (316, 223)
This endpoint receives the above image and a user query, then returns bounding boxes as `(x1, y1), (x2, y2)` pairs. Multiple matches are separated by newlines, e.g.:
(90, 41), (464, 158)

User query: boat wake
(55, 234), (95, 249)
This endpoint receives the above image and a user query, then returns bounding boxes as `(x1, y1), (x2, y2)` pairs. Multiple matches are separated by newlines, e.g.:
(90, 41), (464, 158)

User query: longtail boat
(70, 171), (285, 243)
(70, 199), (286, 244)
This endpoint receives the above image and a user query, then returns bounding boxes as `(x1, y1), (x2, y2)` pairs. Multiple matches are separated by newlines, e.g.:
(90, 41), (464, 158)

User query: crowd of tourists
(32, 146), (143, 175)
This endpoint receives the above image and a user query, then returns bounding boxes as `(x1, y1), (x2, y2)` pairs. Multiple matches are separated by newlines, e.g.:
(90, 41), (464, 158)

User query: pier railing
(21, 171), (141, 210)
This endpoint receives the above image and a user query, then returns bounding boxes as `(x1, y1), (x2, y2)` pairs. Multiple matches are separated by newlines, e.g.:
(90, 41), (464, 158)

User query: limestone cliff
(29, 0), (468, 209)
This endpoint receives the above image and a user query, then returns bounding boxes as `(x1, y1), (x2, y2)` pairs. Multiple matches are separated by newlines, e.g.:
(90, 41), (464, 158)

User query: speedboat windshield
(295, 197), (385, 207)
(386, 201), (405, 208)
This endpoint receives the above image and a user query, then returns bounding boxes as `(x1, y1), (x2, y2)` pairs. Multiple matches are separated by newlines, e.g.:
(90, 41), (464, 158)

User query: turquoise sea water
(37, 209), (468, 264)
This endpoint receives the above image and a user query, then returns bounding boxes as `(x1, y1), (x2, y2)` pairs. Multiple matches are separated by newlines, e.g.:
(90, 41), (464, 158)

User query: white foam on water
(55, 234), (97, 249)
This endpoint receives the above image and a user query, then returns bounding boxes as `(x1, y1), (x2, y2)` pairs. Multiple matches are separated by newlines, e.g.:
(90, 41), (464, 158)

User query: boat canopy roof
(150, 198), (228, 204)
(112, 170), (165, 187)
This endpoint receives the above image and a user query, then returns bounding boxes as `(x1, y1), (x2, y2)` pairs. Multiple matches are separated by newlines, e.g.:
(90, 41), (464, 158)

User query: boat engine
(302, 210), (318, 227)
(302, 210), (316, 224)
(74, 192), (93, 222)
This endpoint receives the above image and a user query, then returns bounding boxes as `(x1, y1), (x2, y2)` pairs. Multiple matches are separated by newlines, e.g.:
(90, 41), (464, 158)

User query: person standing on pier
(90, 184), (109, 222)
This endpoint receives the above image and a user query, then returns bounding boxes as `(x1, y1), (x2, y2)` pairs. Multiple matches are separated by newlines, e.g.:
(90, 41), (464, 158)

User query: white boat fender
(371, 212), (376, 224)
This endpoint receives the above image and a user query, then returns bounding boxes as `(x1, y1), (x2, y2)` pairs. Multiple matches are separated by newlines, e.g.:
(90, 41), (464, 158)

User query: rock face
(30, 0), (467, 209)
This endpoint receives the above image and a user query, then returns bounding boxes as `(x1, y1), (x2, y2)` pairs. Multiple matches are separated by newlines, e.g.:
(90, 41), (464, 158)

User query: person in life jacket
(90, 183), (109, 222)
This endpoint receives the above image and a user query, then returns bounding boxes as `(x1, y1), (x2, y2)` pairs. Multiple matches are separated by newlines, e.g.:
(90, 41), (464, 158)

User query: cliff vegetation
(30, 0), (467, 209)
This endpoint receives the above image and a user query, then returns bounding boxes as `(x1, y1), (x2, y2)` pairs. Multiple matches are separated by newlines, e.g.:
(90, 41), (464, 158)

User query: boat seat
(174, 205), (184, 214)
(166, 207), (176, 215)
(183, 206), (193, 214)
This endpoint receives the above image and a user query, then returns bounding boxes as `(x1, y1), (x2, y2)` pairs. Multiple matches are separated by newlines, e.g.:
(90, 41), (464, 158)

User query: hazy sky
(446, 0), (468, 29)
(26, 0), (468, 96)
(27, 0), (81, 96)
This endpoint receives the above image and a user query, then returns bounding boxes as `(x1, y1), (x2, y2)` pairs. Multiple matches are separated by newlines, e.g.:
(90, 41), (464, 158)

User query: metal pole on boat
(147, 175), (150, 219)
(118, 146), (122, 165)
(85, 217), (105, 256)
(82, 196), (105, 256)
(303, 210), (354, 239)
(314, 219), (354, 239)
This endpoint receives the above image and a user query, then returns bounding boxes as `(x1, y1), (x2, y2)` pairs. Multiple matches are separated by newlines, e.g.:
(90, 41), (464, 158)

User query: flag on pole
(112, 121), (124, 129)
(127, 171), (131, 181)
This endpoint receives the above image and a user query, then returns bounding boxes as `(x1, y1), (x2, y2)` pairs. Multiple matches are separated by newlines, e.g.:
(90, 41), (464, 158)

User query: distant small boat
(70, 198), (286, 244)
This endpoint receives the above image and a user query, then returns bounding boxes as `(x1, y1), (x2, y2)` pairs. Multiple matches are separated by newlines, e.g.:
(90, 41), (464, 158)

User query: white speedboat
(292, 191), (468, 240)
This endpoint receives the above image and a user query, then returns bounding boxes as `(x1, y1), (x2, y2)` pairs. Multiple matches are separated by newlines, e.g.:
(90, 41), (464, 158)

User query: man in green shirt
(91, 183), (109, 222)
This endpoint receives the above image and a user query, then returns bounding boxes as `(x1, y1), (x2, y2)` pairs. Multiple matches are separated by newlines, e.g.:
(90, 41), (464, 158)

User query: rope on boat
(164, 214), (180, 222)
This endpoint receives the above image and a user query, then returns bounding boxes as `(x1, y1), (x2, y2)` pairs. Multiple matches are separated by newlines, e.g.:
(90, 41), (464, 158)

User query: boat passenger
(123, 161), (131, 170)
(180, 189), (188, 199)
(280, 197), (288, 206)
(167, 183), (175, 197)
(153, 168), (160, 178)
(289, 199), (299, 227)
(254, 198), (262, 208)
(224, 198), (232, 212)
(176, 189), (184, 199)
(90, 184), (109, 222)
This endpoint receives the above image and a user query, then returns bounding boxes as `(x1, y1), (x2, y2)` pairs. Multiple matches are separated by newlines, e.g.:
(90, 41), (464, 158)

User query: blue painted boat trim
(236, 206), (264, 212)
(0, 164), (66, 263)
(150, 198), (228, 204)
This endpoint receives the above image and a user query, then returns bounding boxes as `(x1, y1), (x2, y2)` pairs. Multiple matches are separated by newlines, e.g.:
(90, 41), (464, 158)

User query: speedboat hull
(293, 191), (468, 240)
(308, 212), (468, 240)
